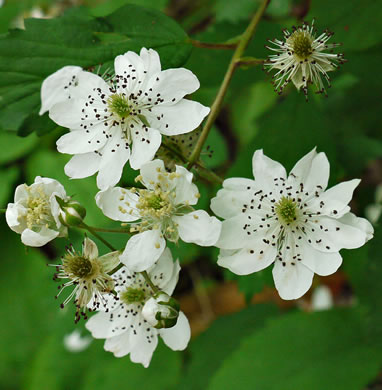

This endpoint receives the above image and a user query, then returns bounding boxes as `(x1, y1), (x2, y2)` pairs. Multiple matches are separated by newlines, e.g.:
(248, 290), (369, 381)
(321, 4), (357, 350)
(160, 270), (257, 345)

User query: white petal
(130, 126), (161, 170)
(215, 214), (252, 250)
(300, 151), (330, 193)
(146, 68), (200, 104)
(96, 132), (131, 190)
(222, 177), (256, 191)
(104, 332), (132, 358)
(98, 251), (121, 273)
(307, 215), (373, 252)
(148, 248), (179, 292)
(337, 212), (374, 242)
(159, 311), (191, 351)
(173, 165), (199, 206)
(69, 70), (111, 100)
(83, 237), (99, 259)
(313, 179), (361, 218)
(86, 308), (127, 339)
(139, 159), (165, 189)
(217, 241), (277, 275)
(210, 188), (252, 219)
(120, 229), (166, 272)
(311, 286), (333, 311)
(140, 47), (161, 75)
(21, 227), (59, 247)
(173, 210), (221, 246)
(299, 240), (342, 276)
(289, 148), (317, 183)
(252, 149), (286, 191)
(272, 259), (314, 300)
(56, 126), (108, 154)
(14, 183), (29, 202)
(146, 99), (209, 135)
(162, 260), (181, 296)
(34, 176), (67, 198)
(64, 153), (101, 179)
(5, 203), (27, 233)
(40, 66), (83, 115)
(95, 187), (139, 222)
(129, 321), (158, 367)
(114, 51), (146, 94)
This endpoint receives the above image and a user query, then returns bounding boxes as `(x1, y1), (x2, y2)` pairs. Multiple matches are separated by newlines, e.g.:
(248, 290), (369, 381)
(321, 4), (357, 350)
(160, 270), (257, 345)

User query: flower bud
(56, 196), (86, 227)
(142, 292), (180, 329)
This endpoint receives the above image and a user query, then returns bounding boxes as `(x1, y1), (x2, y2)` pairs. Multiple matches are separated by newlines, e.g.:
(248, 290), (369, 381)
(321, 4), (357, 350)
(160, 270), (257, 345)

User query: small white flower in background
(365, 184), (382, 225)
(265, 20), (346, 98)
(63, 330), (92, 353)
(6, 176), (68, 247)
(44, 47), (209, 190)
(86, 248), (191, 368)
(53, 237), (120, 323)
(311, 285), (333, 311)
(96, 159), (221, 272)
(211, 149), (373, 300)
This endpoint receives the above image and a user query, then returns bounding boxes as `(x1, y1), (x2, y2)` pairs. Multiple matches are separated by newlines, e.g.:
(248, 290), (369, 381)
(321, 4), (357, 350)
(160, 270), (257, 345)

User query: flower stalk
(187, 0), (270, 169)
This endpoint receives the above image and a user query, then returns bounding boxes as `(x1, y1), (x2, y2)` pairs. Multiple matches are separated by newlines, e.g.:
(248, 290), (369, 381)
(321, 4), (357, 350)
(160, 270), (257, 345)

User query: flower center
(63, 255), (94, 278)
(275, 196), (298, 225)
(289, 31), (313, 59)
(107, 93), (131, 119)
(137, 190), (173, 219)
(121, 287), (147, 304)
(25, 185), (53, 230)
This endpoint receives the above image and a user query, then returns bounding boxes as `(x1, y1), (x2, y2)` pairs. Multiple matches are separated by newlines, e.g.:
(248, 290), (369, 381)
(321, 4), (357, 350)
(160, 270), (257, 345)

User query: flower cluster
(3, 26), (372, 371)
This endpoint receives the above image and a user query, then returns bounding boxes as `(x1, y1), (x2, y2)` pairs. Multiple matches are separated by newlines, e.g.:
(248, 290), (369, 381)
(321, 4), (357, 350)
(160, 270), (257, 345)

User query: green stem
(142, 270), (159, 293)
(236, 57), (266, 67)
(109, 265), (159, 294)
(189, 38), (237, 50)
(79, 222), (116, 251)
(161, 141), (223, 184)
(187, 0), (270, 169)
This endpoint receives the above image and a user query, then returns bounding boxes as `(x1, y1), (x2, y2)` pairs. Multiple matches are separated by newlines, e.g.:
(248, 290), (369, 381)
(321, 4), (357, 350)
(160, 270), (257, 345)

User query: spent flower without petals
(265, 21), (346, 98)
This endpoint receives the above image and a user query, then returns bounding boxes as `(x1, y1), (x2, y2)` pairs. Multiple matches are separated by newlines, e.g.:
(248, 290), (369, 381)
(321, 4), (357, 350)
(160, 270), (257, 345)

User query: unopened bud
(142, 292), (180, 329)
(56, 197), (86, 227)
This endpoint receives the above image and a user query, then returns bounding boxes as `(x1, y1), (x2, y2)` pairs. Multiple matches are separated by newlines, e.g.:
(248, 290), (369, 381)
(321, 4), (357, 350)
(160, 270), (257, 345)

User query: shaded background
(0, 0), (381, 389)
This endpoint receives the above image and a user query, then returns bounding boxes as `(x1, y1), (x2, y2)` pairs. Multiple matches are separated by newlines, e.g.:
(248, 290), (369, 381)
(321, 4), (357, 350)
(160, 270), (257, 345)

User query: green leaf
(308, 0), (382, 51)
(90, 0), (169, 17)
(228, 94), (338, 181)
(0, 4), (191, 132)
(179, 304), (279, 390)
(0, 221), (75, 389)
(207, 309), (382, 390)
(82, 340), (181, 390)
(0, 166), (19, 205)
(0, 131), (38, 164)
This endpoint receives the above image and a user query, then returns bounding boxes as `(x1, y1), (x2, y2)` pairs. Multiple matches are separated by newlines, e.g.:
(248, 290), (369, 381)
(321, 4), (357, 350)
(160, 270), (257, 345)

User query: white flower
(365, 184), (382, 225)
(311, 285), (333, 311)
(85, 248), (191, 368)
(6, 176), (68, 247)
(211, 149), (373, 300)
(63, 330), (92, 353)
(265, 21), (346, 98)
(53, 237), (120, 322)
(46, 48), (210, 190)
(96, 159), (222, 272)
